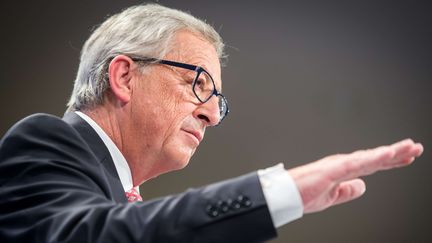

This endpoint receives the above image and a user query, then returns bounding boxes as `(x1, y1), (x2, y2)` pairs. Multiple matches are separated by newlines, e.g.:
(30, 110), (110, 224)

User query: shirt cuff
(258, 163), (304, 228)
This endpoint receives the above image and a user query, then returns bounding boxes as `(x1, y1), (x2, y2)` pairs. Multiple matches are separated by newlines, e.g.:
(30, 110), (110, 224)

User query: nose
(193, 96), (221, 127)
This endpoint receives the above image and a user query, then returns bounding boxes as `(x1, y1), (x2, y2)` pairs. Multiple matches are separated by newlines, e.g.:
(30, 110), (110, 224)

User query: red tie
(125, 188), (143, 202)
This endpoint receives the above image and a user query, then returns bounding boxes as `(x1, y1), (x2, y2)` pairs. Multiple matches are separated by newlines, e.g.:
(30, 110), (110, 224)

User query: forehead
(165, 30), (222, 88)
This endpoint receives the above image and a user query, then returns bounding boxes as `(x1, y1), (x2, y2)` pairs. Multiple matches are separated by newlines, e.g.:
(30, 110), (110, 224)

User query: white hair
(66, 3), (225, 112)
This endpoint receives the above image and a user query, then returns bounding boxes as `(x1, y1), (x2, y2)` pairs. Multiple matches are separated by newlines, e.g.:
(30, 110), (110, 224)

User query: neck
(82, 107), (123, 152)
(80, 105), (160, 187)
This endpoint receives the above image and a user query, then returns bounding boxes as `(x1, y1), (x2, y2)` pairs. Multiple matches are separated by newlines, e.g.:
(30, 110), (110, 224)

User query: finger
(377, 141), (422, 170)
(332, 179), (366, 206)
(414, 143), (424, 157)
(331, 145), (395, 182)
(393, 157), (415, 168)
(384, 142), (423, 169)
(390, 139), (421, 158)
(331, 139), (422, 182)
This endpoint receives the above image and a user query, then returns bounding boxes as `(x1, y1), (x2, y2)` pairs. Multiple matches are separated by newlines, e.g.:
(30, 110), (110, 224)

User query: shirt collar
(75, 111), (139, 193)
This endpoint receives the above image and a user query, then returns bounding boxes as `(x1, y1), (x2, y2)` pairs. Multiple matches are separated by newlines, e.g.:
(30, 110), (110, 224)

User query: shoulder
(0, 113), (98, 184)
(3, 113), (71, 135)
(1, 113), (83, 148)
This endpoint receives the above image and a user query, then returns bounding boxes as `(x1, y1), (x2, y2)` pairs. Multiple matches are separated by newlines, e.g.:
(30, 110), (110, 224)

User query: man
(0, 3), (423, 243)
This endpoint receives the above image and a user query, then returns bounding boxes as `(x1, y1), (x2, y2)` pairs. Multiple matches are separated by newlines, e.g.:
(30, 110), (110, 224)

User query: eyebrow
(131, 55), (222, 91)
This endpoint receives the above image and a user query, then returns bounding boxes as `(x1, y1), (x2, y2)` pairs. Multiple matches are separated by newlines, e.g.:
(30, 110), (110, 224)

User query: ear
(107, 55), (135, 104)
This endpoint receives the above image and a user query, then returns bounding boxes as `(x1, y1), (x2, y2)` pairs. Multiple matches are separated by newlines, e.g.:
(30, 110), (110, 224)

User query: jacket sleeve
(0, 114), (277, 243)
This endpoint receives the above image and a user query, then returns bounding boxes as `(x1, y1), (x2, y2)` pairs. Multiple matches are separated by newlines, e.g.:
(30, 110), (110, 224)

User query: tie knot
(125, 188), (143, 202)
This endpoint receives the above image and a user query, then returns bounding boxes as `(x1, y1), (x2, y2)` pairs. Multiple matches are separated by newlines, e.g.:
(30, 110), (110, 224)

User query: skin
(86, 30), (221, 186)
(85, 30), (424, 214)
(289, 139), (423, 213)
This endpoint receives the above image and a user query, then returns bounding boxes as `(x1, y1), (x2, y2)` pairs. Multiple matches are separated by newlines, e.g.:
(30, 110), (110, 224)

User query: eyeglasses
(129, 56), (229, 125)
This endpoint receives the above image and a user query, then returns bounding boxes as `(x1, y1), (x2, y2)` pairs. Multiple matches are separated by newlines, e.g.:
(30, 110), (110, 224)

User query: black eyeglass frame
(129, 56), (229, 125)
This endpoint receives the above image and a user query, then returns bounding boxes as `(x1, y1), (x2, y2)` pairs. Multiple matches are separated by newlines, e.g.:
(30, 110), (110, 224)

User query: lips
(182, 129), (203, 144)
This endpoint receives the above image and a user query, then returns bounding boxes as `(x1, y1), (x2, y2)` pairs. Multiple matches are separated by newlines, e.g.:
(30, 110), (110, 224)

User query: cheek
(159, 85), (188, 120)
(165, 82), (196, 116)
(142, 82), (181, 117)
(134, 77), (196, 144)
(151, 84), (193, 138)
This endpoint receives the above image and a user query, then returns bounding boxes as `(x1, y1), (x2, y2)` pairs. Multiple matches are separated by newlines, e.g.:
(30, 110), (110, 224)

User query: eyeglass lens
(193, 71), (227, 122)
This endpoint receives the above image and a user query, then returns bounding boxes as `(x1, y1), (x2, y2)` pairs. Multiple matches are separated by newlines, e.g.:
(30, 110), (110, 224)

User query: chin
(172, 157), (191, 171)
(159, 141), (196, 174)
(161, 151), (192, 173)
(146, 157), (190, 181)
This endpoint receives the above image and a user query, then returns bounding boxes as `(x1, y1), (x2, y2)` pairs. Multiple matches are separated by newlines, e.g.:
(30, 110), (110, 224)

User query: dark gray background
(1, 0), (431, 242)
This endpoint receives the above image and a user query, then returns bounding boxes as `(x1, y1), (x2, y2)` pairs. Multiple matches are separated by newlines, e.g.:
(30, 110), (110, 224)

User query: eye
(197, 77), (210, 92)
(195, 78), (204, 86)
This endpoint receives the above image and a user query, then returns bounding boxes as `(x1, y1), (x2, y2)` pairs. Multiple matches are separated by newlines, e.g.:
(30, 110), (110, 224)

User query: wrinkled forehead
(165, 30), (222, 89)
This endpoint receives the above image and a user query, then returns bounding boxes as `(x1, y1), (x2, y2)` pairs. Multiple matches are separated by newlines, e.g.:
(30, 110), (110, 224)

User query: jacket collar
(63, 112), (127, 203)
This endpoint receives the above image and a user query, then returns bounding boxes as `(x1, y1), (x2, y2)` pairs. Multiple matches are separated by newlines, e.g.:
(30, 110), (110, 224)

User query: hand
(288, 139), (423, 214)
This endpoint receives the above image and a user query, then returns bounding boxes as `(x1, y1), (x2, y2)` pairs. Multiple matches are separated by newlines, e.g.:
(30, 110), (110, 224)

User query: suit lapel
(63, 112), (127, 203)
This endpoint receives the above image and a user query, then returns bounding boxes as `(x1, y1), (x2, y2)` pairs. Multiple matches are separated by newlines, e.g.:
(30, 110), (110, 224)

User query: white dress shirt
(75, 111), (137, 193)
(75, 111), (303, 227)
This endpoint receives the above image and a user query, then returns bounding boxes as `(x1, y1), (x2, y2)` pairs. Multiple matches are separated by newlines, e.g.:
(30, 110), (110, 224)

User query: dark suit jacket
(0, 113), (276, 242)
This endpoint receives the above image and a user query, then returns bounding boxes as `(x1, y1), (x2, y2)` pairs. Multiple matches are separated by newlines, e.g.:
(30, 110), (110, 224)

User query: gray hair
(66, 3), (225, 112)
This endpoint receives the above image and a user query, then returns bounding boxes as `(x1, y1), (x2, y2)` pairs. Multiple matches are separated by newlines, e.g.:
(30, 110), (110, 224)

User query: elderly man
(0, 3), (423, 243)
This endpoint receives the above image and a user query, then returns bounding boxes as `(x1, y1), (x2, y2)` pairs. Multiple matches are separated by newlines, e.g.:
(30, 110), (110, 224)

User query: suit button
(206, 205), (219, 217)
(226, 198), (234, 209)
(227, 198), (233, 206)
(242, 199), (252, 207)
(217, 200), (230, 213)
(237, 195), (252, 208)
(231, 200), (241, 210)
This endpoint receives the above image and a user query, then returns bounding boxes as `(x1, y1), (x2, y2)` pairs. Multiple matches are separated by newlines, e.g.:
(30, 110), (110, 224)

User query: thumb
(332, 179), (366, 206)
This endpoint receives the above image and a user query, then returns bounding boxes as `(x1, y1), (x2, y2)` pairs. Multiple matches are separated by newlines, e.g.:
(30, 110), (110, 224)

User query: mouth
(182, 129), (203, 144)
